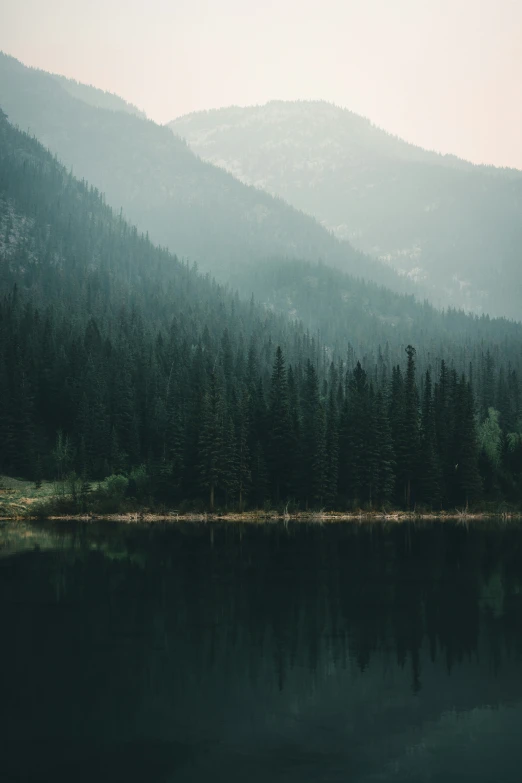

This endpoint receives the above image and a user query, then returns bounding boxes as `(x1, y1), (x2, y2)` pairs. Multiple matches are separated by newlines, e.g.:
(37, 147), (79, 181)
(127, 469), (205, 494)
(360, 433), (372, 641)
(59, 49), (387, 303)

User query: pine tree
(373, 389), (395, 506)
(109, 426), (126, 476)
(220, 328), (234, 401)
(477, 407), (503, 498)
(268, 347), (293, 503)
(111, 349), (139, 469)
(396, 346), (420, 508)
(165, 378), (184, 499)
(324, 387), (339, 508)
(480, 350), (496, 419)
(250, 440), (268, 508)
(454, 376), (482, 507)
(419, 369), (441, 507)
(198, 371), (224, 510)
(389, 363), (404, 504)
(34, 454), (43, 489)
(52, 430), (72, 482)
(221, 409), (239, 506)
(287, 364), (302, 501)
(76, 393), (92, 474)
(345, 362), (371, 505)
(0, 359), (16, 475)
(434, 360), (453, 504)
(13, 361), (36, 478)
(365, 384), (380, 508)
(301, 361), (327, 507)
(337, 395), (351, 505)
(183, 344), (207, 500)
(235, 388), (251, 511)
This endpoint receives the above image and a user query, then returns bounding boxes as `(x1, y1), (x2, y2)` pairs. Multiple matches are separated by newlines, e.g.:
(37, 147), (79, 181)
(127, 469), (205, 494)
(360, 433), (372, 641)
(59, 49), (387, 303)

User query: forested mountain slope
(0, 53), (404, 293)
(1, 111), (522, 511)
(170, 101), (522, 319)
(235, 258), (522, 364)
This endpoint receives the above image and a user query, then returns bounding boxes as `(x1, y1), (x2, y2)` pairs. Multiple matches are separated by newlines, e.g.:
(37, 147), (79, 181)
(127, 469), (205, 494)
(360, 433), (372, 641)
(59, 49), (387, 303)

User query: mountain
(2, 109), (522, 511)
(0, 104), (320, 506)
(51, 73), (147, 117)
(231, 257), (522, 362)
(170, 101), (522, 320)
(0, 53), (405, 293)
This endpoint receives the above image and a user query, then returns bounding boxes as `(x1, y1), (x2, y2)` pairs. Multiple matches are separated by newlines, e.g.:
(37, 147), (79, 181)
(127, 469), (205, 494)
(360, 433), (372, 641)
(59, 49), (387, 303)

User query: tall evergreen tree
(324, 386), (339, 508)
(419, 369), (441, 507)
(198, 371), (224, 510)
(454, 376), (482, 507)
(396, 346), (420, 507)
(373, 389), (395, 506)
(301, 360), (327, 507)
(268, 347), (293, 503)
(235, 388), (251, 511)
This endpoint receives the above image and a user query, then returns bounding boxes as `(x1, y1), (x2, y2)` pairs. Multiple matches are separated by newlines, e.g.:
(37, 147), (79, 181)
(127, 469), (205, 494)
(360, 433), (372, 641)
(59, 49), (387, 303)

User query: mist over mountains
(5, 51), (522, 321)
(0, 53), (405, 295)
(171, 100), (522, 319)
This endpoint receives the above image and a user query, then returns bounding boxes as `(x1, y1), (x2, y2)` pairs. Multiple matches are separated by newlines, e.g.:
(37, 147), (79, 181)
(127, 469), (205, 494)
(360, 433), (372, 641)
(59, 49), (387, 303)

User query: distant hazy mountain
(170, 101), (522, 319)
(0, 54), (405, 293)
(51, 73), (147, 118)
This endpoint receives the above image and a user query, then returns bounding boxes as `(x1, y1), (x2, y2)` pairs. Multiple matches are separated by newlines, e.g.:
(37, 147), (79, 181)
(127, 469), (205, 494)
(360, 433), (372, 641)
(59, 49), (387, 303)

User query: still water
(1, 519), (522, 782)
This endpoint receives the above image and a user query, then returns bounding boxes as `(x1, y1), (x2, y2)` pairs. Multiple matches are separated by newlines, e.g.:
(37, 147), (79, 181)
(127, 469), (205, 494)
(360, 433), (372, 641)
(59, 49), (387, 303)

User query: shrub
(105, 474), (129, 498)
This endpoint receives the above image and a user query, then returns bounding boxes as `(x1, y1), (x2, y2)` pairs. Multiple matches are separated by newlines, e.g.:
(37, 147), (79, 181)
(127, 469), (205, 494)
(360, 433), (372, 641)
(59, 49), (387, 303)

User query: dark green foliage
(198, 372), (224, 510)
(453, 377), (482, 507)
(339, 362), (372, 505)
(324, 387), (339, 508)
(250, 441), (268, 509)
(434, 360), (454, 505)
(397, 346), (420, 508)
(34, 454), (43, 490)
(371, 390), (395, 506)
(268, 347), (293, 503)
(419, 370), (442, 507)
(234, 389), (252, 510)
(300, 361), (327, 507)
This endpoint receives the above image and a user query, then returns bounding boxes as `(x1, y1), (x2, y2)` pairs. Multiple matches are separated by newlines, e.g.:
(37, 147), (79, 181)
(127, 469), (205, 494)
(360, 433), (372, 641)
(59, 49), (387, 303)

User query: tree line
(1, 287), (521, 510)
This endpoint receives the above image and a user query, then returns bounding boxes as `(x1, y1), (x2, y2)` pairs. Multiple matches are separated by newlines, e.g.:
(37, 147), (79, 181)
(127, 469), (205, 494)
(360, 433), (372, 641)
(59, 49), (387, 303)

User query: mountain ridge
(51, 72), (147, 118)
(170, 100), (522, 319)
(0, 52), (408, 297)
(171, 99), (481, 171)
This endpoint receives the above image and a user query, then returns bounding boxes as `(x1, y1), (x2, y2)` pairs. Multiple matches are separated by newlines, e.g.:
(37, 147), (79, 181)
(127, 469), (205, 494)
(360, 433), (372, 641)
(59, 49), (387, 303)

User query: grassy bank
(0, 476), (59, 519)
(1, 476), (521, 523)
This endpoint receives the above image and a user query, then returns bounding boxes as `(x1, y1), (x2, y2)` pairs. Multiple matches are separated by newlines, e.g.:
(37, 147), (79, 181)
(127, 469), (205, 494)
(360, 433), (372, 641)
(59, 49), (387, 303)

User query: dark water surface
(1, 519), (522, 782)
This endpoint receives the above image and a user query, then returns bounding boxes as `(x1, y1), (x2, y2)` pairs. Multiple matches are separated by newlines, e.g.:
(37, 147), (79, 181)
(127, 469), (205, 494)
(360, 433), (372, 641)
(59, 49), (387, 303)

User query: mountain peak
(169, 100), (522, 319)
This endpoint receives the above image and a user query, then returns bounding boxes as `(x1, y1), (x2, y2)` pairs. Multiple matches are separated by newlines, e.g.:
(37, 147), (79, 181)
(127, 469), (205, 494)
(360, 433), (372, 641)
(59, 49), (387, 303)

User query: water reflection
(1, 519), (522, 782)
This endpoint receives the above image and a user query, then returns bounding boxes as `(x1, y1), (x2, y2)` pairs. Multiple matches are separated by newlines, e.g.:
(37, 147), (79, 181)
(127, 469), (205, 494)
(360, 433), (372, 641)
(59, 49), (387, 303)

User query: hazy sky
(2, 0), (522, 168)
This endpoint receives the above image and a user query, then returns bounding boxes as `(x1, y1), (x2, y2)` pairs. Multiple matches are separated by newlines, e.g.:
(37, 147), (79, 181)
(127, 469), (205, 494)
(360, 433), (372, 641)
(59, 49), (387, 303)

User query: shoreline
(2, 510), (522, 524)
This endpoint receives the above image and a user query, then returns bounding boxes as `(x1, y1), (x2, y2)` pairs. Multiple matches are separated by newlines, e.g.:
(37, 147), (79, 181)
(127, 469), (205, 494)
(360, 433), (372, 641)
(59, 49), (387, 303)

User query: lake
(1, 519), (522, 782)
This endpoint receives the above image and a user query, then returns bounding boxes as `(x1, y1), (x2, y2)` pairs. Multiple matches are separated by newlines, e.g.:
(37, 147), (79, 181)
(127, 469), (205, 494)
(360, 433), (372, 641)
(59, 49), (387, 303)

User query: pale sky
(1, 0), (522, 168)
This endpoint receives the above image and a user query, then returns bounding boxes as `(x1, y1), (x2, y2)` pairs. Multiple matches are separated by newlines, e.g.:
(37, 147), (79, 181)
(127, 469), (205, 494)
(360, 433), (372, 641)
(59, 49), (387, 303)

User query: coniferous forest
(1, 108), (522, 513)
